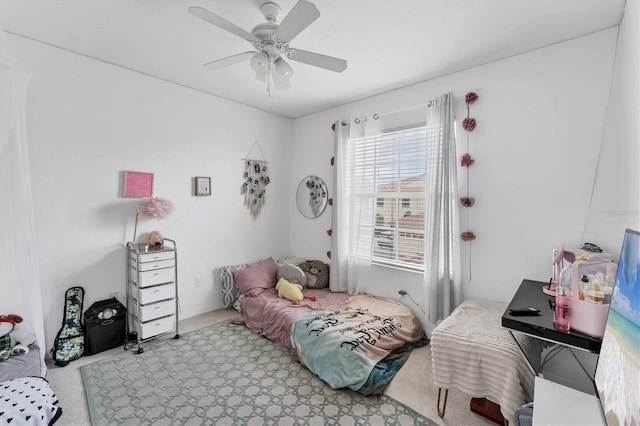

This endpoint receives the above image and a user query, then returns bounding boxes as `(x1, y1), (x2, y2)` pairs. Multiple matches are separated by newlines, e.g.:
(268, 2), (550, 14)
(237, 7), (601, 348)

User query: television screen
(594, 228), (640, 426)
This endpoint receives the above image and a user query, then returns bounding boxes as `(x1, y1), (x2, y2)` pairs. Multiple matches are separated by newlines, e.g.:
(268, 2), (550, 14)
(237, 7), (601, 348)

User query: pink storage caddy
(558, 256), (616, 338)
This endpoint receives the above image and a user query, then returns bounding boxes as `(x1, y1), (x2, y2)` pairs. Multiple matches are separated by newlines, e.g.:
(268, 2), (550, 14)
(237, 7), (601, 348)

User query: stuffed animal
(277, 264), (307, 286)
(298, 260), (330, 289)
(10, 324), (36, 356)
(0, 314), (36, 360)
(149, 230), (163, 248)
(0, 314), (23, 362)
(275, 278), (316, 305)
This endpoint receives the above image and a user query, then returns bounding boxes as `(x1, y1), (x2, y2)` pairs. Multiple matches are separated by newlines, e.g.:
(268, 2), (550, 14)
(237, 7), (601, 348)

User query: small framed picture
(122, 171), (154, 198)
(195, 176), (211, 196)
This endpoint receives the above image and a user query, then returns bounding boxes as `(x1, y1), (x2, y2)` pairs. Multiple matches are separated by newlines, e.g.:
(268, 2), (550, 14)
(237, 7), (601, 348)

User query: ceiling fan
(189, 0), (347, 93)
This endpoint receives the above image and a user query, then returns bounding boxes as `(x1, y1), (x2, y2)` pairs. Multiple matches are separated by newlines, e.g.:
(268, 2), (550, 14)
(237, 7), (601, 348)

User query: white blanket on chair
(431, 299), (543, 424)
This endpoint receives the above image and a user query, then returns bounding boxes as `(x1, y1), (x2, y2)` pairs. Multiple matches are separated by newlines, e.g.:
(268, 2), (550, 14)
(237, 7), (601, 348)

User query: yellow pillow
(275, 277), (304, 304)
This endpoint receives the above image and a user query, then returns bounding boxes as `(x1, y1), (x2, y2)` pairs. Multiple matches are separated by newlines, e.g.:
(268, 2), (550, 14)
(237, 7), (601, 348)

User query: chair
(431, 299), (543, 424)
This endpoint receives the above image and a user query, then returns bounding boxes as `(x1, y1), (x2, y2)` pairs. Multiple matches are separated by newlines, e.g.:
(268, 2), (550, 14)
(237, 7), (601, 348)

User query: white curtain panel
(422, 92), (462, 337)
(329, 121), (347, 292)
(329, 120), (371, 294)
(0, 29), (47, 374)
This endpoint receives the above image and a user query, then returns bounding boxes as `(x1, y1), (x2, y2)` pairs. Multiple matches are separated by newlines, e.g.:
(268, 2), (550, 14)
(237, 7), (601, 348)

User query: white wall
(583, 0), (640, 254)
(290, 29), (618, 312)
(9, 18), (632, 350)
(536, 2), (639, 389)
(10, 35), (293, 351)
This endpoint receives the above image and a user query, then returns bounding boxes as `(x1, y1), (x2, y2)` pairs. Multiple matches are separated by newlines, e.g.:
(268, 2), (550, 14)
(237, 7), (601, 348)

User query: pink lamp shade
(133, 197), (173, 243)
(137, 197), (173, 219)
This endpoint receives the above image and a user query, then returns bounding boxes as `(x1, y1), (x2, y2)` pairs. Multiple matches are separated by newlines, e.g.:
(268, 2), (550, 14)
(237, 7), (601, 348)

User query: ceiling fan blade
(287, 49), (347, 73)
(275, 0), (320, 43)
(189, 6), (255, 42)
(203, 52), (256, 70)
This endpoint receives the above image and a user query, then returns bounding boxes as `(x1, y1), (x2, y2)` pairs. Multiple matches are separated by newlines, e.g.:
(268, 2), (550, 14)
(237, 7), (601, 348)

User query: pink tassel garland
(461, 153), (475, 167)
(460, 197), (475, 207)
(461, 231), (476, 241)
(462, 117), (476, 132)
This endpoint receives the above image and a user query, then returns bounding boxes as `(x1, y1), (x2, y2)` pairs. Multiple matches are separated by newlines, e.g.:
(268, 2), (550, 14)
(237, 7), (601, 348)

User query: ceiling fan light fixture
(250, 51), (270, 73)
(260, 2), (282, 23)
(274, 57), (294, 80)
(255, 70), (267, 82)
(190, 1), (349, 95)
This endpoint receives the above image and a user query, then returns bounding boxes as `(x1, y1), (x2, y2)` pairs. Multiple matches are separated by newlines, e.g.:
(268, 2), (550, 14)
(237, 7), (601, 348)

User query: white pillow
(277, 264), (307, 287)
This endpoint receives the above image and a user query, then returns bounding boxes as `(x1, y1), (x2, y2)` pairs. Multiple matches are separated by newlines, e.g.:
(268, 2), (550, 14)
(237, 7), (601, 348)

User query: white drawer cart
(126, 238), (179, 353)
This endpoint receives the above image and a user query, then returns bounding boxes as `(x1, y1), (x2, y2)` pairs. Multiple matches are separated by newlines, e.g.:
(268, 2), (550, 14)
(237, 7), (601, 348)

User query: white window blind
(347, 125), (427, 270)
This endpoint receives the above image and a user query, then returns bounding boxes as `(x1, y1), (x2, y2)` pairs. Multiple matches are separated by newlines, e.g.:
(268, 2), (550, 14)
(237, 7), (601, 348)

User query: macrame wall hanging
(461, 91), (478, 242)
(240, 140), (270, 218)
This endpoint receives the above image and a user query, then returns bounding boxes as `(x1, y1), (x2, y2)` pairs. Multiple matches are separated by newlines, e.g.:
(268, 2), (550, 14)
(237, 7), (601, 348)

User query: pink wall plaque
(122, 171), (154, 198)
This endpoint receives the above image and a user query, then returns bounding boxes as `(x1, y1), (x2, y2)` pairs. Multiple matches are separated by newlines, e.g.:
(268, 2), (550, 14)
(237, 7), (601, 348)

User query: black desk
(502, 279), (602, 353)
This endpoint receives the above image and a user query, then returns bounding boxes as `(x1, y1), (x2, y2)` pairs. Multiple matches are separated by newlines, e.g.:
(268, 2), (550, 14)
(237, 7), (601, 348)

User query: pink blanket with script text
(232, 288), (350, 349)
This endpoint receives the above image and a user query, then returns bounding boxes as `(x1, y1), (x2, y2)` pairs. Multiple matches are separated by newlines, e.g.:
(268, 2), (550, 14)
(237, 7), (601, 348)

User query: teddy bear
(275, 278), (316, 305)
(0, 314), (36, 361)
(298, 260), (330, 289)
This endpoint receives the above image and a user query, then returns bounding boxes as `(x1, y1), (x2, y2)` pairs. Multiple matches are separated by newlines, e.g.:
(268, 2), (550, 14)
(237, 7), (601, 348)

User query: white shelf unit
(126, 238), (179, 353)
(532, 377), (604, 425)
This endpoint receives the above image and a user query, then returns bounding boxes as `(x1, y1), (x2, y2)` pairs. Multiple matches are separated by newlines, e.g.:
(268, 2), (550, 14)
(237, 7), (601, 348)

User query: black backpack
(51, 286), (85, 367)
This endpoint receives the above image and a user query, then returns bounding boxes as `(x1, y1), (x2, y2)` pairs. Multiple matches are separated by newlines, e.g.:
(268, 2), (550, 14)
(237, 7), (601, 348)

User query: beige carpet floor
(46, 309), (494, 426)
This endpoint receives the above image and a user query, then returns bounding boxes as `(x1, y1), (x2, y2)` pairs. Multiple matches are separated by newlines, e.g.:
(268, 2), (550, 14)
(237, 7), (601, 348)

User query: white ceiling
(0, 0), (625, 119)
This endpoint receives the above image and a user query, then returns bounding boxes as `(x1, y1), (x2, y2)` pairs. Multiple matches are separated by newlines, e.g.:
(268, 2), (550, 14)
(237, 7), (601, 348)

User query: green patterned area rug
(81, 321), (437, 425)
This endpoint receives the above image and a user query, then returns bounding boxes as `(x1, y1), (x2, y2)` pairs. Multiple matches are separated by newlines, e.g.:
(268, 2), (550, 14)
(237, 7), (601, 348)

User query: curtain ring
(373, 114), (379, 120)
(341, 121), (347, 126)
(354, 118), (361, 124)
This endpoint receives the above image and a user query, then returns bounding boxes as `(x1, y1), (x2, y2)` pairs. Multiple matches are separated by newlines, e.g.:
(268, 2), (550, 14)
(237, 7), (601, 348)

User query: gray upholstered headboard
(219, 257), (307, 310)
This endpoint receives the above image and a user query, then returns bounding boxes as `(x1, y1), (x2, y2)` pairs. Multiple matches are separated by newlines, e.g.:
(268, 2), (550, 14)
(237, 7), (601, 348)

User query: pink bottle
(555, 284), (571, 333)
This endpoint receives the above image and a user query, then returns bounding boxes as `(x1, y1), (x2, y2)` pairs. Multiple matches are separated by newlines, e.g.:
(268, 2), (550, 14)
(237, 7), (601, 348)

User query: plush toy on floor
(0, 314), (22, 361)
(10, 322), (36, 356)
(276, 278), (316, 305)
(0, 314), (37, 361)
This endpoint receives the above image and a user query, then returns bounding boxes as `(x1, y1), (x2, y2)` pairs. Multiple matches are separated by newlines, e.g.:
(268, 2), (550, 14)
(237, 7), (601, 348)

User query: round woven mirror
(296, 175), (328, 218)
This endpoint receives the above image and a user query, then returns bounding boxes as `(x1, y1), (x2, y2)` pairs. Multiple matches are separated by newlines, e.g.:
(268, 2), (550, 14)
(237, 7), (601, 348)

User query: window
(346, 125), (427, 270)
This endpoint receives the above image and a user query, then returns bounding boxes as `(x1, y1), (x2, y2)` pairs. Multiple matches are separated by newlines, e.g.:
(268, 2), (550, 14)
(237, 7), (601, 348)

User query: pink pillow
(232, 257), (278, 297)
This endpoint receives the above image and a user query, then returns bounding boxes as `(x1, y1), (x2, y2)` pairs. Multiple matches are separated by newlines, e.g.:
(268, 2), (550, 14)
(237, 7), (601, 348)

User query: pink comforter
(232, 288), (350, 349)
